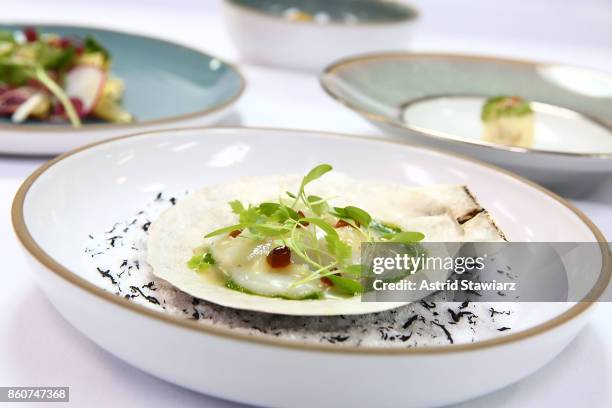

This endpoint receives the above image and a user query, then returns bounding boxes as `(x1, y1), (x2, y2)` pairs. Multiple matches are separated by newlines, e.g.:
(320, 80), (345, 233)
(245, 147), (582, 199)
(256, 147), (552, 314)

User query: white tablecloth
(1, 1), (611, 406)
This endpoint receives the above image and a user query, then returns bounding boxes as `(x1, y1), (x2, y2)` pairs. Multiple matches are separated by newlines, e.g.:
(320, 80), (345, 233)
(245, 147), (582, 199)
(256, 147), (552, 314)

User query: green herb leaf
(307, 195), (329, 216)
(258, 202), (280, 216)
(327, 275), (362, 295)
(292, 164), (332, 207)
(325, 234), (352, 265)
(344, 206), (371, 226)
(229, 200), (245, 214)
(238, 206), (261, 224)
(369, 219), (402, 235)
(187, 252), (215, 272)
(248, 223), (291, 237)
(303, 164), (332, 185)
(383, 231), (425, 243)
(340, 264), (362, 277)
(205, 223), (246, 238)
(84, 35), (110, 59)
(300, 217), (338, 237)
(332, 205), (371, 227)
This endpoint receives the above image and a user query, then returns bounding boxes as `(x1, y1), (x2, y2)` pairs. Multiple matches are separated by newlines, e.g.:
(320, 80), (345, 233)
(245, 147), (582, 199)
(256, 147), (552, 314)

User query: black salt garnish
(431, 321), (454, 344)
(129, 286), (160, 305)
(96, 267), (117, 285)
(403, 315), (419, 329)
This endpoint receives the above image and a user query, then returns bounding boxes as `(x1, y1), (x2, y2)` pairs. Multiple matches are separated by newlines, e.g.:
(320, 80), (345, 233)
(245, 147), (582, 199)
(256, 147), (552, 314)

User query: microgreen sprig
(198, 164), (425, 297)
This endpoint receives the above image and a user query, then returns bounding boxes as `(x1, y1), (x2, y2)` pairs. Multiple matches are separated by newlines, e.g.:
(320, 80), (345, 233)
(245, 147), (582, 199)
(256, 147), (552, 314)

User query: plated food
(321, 53), (612, 193)
(147, 165), (504, 315)
(223, 0), (418, 71)
(482, 96), (534, 148)
(0, 27), (131, 126)
(12, 128), (609, 408)
(0, 24), (244, 155)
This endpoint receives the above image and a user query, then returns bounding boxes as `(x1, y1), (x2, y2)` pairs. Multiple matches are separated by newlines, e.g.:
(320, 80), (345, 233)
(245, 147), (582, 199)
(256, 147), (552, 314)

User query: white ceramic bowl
(12, 127), (610, 407)
(222, 0), (418, 71)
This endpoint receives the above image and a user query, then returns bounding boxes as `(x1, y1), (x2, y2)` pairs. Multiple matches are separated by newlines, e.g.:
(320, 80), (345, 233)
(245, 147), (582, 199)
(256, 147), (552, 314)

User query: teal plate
(321, 52), (612, 194)
(0, 24), (245, 155)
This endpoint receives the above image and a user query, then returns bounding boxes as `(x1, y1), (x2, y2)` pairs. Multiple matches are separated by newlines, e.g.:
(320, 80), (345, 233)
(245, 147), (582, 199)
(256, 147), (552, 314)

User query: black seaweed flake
(448, 309), (475, 323)
(402, 315), (419, 329)
(105, 223), (121, 234)
(459, 301), (470, 309)
(431, 321), (454, 344)
(497, 327), (511, 331)
(420, 301), (436, 310)
(325, 335), (350, 344)
(129, 286), (160, 305)
(169, 197), (177, 206)
(489, 307), (511, 318)
(399, 333), (412, 342)
(142, 281), (157, 290)
(106, 235), (122, 247)
(97, 267), (117, 285)
(142, 221), (151, 232)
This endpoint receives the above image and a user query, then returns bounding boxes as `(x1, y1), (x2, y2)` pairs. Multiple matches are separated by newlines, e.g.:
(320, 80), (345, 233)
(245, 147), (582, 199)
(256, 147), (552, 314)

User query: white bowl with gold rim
(12, 127), (610, 407)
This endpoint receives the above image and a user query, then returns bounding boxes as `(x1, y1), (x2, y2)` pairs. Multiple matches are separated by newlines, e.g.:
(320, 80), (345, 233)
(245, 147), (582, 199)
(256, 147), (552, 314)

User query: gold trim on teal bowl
(321, 52), (612, 160)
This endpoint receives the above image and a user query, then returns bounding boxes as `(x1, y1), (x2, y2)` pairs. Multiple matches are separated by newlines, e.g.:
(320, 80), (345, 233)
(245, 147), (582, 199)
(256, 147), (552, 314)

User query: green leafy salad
(0, 27), (132, 126)
(187, 164), (426, 300)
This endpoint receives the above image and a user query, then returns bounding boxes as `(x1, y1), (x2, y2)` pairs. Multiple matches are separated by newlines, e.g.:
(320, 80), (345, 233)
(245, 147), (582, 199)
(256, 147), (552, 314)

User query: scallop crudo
(147, 165), (505, 316)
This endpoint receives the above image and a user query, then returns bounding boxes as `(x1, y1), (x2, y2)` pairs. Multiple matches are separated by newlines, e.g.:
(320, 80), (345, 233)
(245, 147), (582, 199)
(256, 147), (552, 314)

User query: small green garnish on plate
(187, 252), (215, 272)
(481, 95), (533, 121)
(482, 95), (535, 148)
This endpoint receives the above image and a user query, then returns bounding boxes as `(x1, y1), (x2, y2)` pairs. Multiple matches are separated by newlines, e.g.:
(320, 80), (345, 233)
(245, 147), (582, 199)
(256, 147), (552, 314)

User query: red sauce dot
(321, 277), (333, 286)
(297, 210), (309, 227)
(335, 219), (360, 228)
(266, 246), (291, 268)
(335, 219), (350, 228)
(24, 27), (37, 42)
(228, 229), (242, 238)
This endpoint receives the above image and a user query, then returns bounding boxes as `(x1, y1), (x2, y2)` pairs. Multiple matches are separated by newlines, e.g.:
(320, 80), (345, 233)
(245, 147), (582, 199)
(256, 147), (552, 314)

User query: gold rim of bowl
(11, 126), (612, 355)
(321, 52), (612, 159)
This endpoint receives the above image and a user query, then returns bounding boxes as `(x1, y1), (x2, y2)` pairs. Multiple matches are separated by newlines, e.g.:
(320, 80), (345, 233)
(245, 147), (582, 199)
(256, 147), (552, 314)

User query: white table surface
(1, 1), (611, 407)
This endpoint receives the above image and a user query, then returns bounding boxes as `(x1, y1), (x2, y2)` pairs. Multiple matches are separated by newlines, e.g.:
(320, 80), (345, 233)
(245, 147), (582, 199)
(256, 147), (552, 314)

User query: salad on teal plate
(0, 25), (244, 129)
